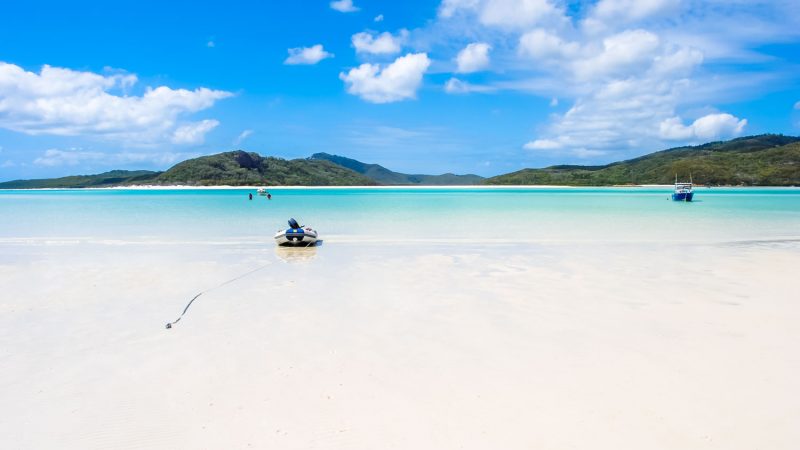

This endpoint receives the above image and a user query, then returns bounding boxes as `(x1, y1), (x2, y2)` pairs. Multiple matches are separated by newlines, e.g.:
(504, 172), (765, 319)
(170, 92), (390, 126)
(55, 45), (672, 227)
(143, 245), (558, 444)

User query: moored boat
(672, 175), (694, 202)
(274, 218), (318, 246)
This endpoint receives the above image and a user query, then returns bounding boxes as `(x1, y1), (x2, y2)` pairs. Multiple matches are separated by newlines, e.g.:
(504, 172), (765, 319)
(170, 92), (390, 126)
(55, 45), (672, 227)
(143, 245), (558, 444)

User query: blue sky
(1, 0), (799, 180)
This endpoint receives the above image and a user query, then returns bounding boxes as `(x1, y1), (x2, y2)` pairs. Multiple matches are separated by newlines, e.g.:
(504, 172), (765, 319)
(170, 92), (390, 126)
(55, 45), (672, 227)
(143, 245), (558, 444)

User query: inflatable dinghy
(274, 218), (318, 246)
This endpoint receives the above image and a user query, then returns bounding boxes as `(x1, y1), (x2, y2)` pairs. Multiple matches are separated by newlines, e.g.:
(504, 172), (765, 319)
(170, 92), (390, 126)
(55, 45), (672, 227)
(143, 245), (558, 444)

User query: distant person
(267, 192), (272, 200)
(248, 193), (253, 200)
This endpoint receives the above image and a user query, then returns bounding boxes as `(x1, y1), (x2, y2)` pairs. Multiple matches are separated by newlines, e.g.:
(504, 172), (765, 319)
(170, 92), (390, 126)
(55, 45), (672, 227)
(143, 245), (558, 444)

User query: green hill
(3, 135), (799, 188)
(0, 170), (160, 189)
(156, 151), (377, 186)
(486, 134), (800, 186)
(0, 152), (377, 188)
(310, 152), (484, 185)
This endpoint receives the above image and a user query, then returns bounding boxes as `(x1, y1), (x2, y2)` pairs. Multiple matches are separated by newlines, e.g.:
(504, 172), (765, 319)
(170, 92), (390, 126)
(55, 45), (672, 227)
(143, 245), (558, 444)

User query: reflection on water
(275, 244), (319, 263)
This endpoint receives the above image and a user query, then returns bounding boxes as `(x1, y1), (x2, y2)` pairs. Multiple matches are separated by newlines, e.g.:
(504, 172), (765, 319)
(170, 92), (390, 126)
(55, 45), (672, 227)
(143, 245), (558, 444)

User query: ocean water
(1, 187), (799, 244)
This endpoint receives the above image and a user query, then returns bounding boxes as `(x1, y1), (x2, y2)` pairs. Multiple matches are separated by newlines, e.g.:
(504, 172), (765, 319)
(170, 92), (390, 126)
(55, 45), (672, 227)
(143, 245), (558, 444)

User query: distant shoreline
(2, 184), (799, 191)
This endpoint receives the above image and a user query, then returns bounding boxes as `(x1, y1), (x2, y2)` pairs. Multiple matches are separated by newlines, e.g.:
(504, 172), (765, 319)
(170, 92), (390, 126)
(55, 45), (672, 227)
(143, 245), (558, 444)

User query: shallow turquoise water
(1, 187), (799, 243)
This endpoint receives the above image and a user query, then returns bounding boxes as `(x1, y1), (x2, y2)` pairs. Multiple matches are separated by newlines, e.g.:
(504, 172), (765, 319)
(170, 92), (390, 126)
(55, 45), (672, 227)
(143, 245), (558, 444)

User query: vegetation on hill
(156, 151), (377, 186)
(310, 152), (485, 185)
(2, 135), (799, 188)
(485, 135), (800, 186)
(0, 152), (377, 188)
(0, 170), (160, 189)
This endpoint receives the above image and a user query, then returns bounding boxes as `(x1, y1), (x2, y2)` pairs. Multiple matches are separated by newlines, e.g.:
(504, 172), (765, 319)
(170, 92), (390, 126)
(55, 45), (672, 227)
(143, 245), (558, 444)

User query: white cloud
(456, 42), (491, 73)
(330, 0), (359, 13)
(659, 113), (747, 141)
(340, 53), (431, 103)
(523, 139), (606, 158)
(795, 101), (800, 110)
(33, 148), (105, 167)
(521, 68), (700, 155)
(574, 29), (661, 80)
(171, 119), (220, 145)
(439, 0), (481, 18)
(650, 47), (704, 77)
(524, 139), (562, 150)
(444, 77), (496, 94)
(427, 0), (797, 161)
(518, 29), (580, 60)
(352, 30), (408, 55)
(585, 0), (681, 32)
(374, 14), (384, 22)
(510, 25), (703, 158)
(284, 44), (334, 65)
(0, 62), (231, 145)
(207, 40), (215, 48)
(439, 0), (566, 29)
(513, 24), (717, 156)
(33, 148), (194, 167)
(549, 97), (558, 106)
(233, 129), (254, 146)
(572, 148), (609, 158)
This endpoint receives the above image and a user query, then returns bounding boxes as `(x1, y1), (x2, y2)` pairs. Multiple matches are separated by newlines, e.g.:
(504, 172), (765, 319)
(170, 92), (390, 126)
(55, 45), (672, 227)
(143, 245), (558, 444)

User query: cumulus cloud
(507, 22), (718, 157)
(340, 53), (431, 103)
(284, 44), (334, 65)
(659, 113), (747, 141)
(0, 62), (231, 145)
(426, 0), (792, 161)
(573, 29), (661, 79)
(439, 0), (566, 29)
(444, 77), (496, 94)
(352, 30), (408, 55)
(330, 0), (359, 13)
(374, 14), (384, 22)
(518, 29), (580, 60)
(520, 60), (704, 156)
(456, 42), (491, 73)
(171, 119), (220, 145)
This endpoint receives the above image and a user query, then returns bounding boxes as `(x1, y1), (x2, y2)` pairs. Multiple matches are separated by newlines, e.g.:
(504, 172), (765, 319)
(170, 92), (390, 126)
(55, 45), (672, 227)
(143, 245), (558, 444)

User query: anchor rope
(165, 262), (273, 329)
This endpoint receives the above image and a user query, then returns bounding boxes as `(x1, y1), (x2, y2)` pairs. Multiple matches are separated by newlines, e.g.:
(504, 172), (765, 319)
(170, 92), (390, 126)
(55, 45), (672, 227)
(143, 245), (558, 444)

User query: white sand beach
(1, 236), (798, 449)
(3, 0), (800, 445)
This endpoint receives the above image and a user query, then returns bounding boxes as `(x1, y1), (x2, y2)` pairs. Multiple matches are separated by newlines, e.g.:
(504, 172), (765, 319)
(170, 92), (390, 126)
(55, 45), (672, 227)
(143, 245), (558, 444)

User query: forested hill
(2, 135), (799, 188)
(0, 170), (161, 189)
(0, 152), (377, 188)
(485, 135), (800, 186)
(310, 152), (485, 185)
(155, 151), (376, 186)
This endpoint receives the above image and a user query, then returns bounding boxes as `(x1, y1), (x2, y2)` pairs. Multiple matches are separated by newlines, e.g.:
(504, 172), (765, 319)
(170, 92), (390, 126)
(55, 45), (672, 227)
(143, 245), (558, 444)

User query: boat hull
(274, 228), (318, 246)
(672, 192), (694, 202)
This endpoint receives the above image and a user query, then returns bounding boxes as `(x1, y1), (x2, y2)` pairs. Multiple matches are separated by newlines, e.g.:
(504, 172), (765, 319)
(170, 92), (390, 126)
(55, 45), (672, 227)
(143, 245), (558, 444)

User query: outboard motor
(275, 218), (317, 246)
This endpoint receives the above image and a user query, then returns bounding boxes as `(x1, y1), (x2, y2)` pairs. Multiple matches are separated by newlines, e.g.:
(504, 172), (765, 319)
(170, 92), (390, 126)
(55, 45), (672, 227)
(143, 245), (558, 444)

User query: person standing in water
(267, 192), (272, 200)
(248, 193), (253, 200)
